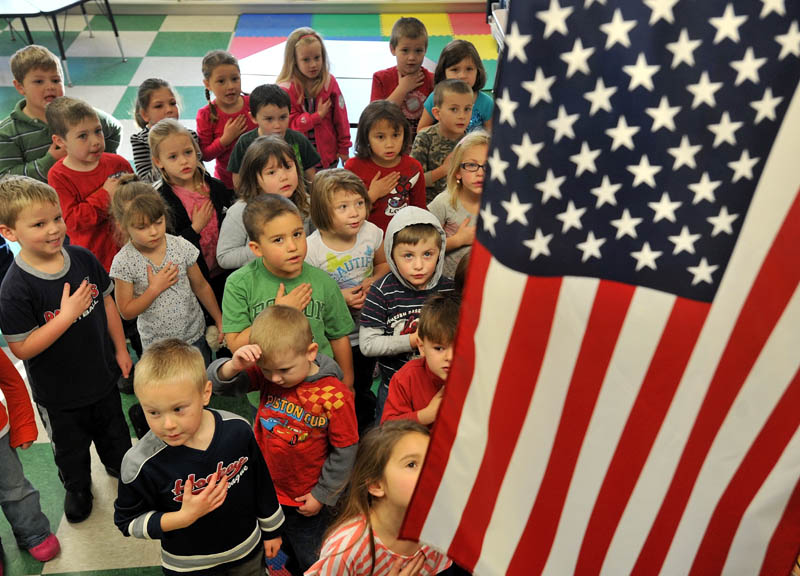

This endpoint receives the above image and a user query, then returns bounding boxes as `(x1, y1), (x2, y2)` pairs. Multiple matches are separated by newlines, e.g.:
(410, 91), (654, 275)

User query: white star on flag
(488, 148), (509, 184)
(730, 47), (767, 85)
(646, 96), (680, 132)
(522, 68), (556, 107)
(480, 203), (499, 237)
(505, 21), (532, 63)
(710, 3), (748, 45)
(687, 71), (723, 109)
(600, 8), (636, 49)
(666, 29), (701, 68)
(643, 0), (680, 25)
(556, 200), (586, 232)
(631, 241), (663, 271)
(667, 135), (702, 169)
(606, 115), (639, 150)
(688, 172), (721, 204)
(708, 111), (743, 147)
(496, 88), (519, 127)
(536, 0), (573, 39)
(728, 149), (759, 182)
(501, 192), (533, 226)
(610, 208), (643, 239)
(584, 77), (617, 115)
(707, 205), (739, 236)
(523, 228), (553, 260)
(668, 225), (702, 254)
(584, 0), (606, 6)
(627, 154), (662, 188)
(536, 169), (566, 203)
(510, 133), (543, 169)
(648, 191), (682, 223)
(775, 21), (800, 60)
(750, 87), (783, 123)
(548, 105), (579, 143)
(569, 141), (601, 176)
(623, 53), (660, 91)
(561, 38), (595, 78)
(688, 257), (719, 285)
(591, 175), (621, 208)
(577, 231), (606, 262)
(759, 0), (785, 19)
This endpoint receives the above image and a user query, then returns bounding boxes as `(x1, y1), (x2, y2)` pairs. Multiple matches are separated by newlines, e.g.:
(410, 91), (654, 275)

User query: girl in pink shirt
(195, 50), (257, 189)
(307, 420), (451, 576)
(277, 28), (351, 169)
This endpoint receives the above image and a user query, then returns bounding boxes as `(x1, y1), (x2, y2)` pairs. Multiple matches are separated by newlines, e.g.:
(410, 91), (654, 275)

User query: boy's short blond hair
(390, 17), (428, 49)
(0, 175), (59, 227)
(250, 306), (313, 362)
(310, 168), (371, 232)
(393, 223), (441, 248)
(10, 45), (61, 83)
(45, 96), (98, 138)
(133, 339), (207, 394)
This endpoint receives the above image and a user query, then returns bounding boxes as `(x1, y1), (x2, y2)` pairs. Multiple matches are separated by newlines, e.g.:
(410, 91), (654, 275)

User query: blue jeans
(0, 433), (50, 549)
(375, 380), (390, 426)
(281, 505), (330, 575)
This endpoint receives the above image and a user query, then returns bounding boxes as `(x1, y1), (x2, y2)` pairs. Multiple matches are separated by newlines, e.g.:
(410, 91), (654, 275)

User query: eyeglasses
(460, 162), (489, 173)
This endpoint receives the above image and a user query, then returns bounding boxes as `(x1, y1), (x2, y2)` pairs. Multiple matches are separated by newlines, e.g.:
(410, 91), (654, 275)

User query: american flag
(401, 1), (800, 575)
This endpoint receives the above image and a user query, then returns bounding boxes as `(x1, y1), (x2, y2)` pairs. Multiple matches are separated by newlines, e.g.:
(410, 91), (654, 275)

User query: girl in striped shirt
(306, 421), (451, 576)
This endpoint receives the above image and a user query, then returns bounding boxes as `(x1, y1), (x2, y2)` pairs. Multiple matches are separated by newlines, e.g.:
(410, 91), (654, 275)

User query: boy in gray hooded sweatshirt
(359, 206), (455, 423)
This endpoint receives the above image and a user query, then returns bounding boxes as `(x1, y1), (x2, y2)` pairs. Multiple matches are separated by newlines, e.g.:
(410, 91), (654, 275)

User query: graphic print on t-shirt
(170, 457), (249, 502)
(259, 385), (346, 445)
(386, 172), (421, 216)
(43, 276), (100, 323)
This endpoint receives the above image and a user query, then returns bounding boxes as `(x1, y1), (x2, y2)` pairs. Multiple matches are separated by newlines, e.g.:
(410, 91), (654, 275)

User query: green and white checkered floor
(0, 11), (497, 575)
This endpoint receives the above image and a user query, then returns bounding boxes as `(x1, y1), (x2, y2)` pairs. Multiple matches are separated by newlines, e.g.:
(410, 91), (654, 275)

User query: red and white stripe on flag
(401, 82), (800, 576)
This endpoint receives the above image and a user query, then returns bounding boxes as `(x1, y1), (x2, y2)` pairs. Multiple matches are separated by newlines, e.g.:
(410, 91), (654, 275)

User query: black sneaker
(117, 365), (135, 394)
(64, 489), (93, 523)
(128, 403), (150, 440)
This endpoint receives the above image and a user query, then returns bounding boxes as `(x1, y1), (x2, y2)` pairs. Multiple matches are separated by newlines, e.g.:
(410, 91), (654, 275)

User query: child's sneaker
(28, 533), (60, 562)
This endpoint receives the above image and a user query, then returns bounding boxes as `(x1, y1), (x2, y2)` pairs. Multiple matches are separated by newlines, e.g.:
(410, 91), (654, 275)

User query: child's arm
(6, 280), (93, 361)
(216, 204), (256, 270)
(97, 108), (123, 154)
(196, 107), (247, 161)
(386, 70), (426, 108)
(408, 158), (427, 209)
(187, 263), (223, 338)
(383, 372), (443, 426)
(417, 107), (435, 131)
(47, 170), (119, 233)
(113, 264), (178, 320)
(330, 82), (352, 163)
(330, 336), (354, 390)
(105, 293), (133, 378)
(283, 84), (325, 135)
(358, 283), (415, 358)
(0, 132), (64, 181)
(0, 349), (37, 449)
(115, 470), (228, 539)
(207, 344), (260, 395)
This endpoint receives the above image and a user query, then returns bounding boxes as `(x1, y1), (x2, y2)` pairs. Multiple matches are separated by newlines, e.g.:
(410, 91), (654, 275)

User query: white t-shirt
(305, 221), (383, 346)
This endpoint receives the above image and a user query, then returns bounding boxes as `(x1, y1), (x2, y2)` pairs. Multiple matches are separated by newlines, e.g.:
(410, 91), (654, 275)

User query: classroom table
(1, 0), (126, 86)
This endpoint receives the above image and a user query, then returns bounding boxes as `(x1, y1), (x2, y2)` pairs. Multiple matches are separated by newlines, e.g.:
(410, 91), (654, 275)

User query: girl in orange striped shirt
(306, 420), (451, 576)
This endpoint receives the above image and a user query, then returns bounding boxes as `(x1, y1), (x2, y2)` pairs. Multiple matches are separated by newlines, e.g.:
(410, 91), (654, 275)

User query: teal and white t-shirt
(305, 222), (384, 346)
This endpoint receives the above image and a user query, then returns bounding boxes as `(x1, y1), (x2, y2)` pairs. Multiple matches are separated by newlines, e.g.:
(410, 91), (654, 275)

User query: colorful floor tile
(0, 12), (498, 575)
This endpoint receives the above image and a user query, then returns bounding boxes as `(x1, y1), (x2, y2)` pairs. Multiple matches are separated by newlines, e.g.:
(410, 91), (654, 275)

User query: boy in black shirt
(115, 339), (284, 575)
(0, 175), (132, 524)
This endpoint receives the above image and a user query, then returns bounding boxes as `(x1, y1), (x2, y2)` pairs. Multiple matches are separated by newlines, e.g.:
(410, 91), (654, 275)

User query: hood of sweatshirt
(383, 206), (448, 291)
(308, 352), (344, 382)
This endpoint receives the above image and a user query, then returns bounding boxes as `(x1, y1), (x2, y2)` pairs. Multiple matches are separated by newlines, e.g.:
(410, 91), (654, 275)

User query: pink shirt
(195, 95), (257, 189)
(306, 515), (451, 576)
(172, 183), (219, 275)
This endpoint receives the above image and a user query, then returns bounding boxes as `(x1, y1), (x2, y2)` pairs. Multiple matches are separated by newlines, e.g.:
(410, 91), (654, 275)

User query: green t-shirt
(227, 128), (321, 175)
(222, 259), (354, 359)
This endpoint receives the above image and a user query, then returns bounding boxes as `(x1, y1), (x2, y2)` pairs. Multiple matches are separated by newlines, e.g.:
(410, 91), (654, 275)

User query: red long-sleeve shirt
(0, 348), (37, 448)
